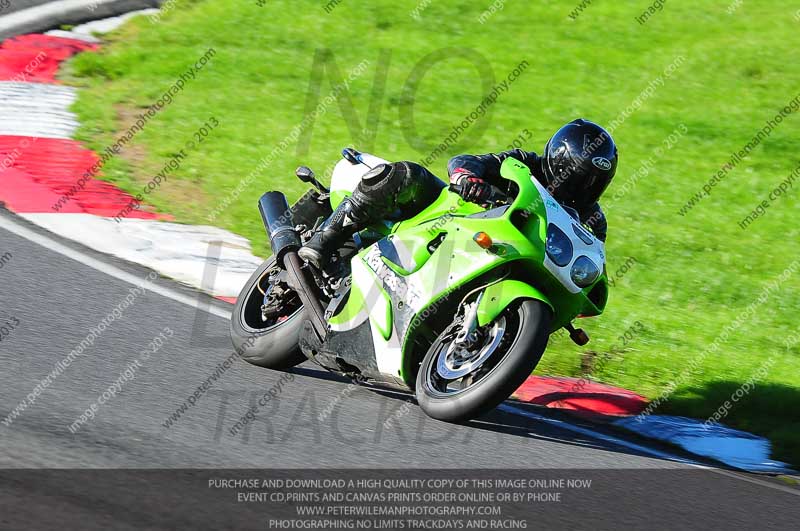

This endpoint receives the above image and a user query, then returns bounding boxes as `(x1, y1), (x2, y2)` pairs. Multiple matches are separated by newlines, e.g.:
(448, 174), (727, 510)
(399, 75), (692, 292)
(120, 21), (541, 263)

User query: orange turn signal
(473, 232), (493, 249)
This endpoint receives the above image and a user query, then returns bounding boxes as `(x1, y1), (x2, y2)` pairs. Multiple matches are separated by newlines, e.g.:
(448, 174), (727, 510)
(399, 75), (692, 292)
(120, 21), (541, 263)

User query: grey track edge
(0, 0), (162, 40)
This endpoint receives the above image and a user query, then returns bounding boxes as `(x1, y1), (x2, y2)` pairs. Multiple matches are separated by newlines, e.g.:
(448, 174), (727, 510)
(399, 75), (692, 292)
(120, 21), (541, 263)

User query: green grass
(66, 0), (800, 465)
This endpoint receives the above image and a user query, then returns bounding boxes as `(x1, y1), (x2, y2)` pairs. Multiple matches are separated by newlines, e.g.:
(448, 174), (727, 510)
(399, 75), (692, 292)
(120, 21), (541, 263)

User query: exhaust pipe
(258, 192), (301, 261)
(257, 192), (328, 342)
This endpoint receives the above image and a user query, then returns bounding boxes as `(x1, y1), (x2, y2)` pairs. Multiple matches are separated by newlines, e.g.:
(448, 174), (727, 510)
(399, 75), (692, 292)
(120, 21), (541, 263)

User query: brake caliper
(260, 269), (298, 322)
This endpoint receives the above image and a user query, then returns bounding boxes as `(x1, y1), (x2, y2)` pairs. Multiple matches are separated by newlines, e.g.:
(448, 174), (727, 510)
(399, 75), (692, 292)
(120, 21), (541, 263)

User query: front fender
(476, 280), (553, 327)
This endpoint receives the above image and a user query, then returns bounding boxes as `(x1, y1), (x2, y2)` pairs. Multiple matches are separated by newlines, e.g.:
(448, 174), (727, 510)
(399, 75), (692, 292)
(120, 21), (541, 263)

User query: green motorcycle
(230, 148), (608, 422)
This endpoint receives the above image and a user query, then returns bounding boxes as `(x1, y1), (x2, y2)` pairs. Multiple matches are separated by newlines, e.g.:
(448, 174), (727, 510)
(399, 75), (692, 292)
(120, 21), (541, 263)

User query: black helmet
(540, 119), (618, 213)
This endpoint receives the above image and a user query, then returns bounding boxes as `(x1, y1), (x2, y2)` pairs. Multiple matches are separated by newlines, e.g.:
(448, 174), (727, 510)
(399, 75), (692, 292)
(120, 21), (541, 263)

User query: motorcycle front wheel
(415, 299), (551, 423)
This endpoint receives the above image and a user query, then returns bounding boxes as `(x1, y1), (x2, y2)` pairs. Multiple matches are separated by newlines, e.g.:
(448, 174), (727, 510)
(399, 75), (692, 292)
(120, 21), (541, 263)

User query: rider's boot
(298, 196), (369, 269)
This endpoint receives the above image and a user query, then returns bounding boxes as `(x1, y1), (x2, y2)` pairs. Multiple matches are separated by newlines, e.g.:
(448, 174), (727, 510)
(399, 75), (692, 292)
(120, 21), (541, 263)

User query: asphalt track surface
(1, 207), (799, 529)
(2, 0), (54, 14)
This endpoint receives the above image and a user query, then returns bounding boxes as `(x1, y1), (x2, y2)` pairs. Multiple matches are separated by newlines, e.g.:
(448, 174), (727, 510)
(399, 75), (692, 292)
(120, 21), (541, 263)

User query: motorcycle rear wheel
(230, 256), (307, 369)
(415, 299), (551, 423)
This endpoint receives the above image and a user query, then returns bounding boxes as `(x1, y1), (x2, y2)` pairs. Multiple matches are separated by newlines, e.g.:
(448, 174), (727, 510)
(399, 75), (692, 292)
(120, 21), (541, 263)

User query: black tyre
(416, 299), (551, 423)
(230, 256), (307, 369)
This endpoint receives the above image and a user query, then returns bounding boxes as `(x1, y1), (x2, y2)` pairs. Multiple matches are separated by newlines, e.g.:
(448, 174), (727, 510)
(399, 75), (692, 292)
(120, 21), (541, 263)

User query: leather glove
(450, 169), (491, 204)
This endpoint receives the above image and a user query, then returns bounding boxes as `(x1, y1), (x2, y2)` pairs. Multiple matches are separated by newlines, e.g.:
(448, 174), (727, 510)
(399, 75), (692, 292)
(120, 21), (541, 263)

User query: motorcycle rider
(299, 119), (618, 269)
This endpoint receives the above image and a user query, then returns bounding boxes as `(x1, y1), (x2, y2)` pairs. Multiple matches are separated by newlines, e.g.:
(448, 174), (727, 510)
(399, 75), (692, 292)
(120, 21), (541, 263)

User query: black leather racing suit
(299, 152), (608, 268)
(448, 149), (608, 241)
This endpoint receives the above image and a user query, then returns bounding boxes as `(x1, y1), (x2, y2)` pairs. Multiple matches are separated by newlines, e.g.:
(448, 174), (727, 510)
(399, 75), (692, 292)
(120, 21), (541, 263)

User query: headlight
(546, 224), (573, 266)
(571, 256), (601, 287)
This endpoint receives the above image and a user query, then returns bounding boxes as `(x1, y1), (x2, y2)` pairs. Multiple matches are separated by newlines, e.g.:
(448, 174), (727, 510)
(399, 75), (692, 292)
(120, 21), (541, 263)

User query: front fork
(454, 292), (485, 347)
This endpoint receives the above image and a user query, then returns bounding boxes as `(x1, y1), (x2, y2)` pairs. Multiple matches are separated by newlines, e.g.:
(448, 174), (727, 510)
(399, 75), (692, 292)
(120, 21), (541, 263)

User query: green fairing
(476, 280), (552, 327)
(329, 189), (349, 211)
(373, 287), (393, 340)
(328, 158), (608, 386)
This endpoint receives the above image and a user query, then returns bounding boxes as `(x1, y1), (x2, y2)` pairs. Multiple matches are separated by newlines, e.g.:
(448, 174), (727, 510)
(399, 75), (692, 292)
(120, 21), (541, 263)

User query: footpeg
(565, 323), (590, 346)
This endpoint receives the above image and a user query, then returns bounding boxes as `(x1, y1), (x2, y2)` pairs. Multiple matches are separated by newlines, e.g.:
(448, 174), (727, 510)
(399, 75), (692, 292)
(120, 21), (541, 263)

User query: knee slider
(361, 163), (393, 185)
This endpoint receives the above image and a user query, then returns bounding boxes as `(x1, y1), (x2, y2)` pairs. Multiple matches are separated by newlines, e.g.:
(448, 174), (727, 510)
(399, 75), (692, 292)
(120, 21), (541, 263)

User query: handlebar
(448, 183), (510, 206)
